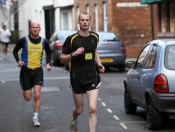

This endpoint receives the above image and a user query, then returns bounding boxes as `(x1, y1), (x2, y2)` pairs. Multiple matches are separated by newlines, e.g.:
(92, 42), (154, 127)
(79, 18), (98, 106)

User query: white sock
(33, 112), (39, 119)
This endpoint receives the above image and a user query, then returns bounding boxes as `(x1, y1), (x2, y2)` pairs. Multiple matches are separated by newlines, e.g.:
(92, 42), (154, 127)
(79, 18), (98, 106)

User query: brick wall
(74, 0), (152, 57)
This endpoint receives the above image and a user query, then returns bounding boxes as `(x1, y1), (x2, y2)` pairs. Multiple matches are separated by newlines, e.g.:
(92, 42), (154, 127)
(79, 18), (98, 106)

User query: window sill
(158, 32), (175, 37)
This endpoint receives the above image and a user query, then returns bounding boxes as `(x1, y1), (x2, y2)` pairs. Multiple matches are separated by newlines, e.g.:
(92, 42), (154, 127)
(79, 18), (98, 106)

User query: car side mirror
(125, 61), (135, 69)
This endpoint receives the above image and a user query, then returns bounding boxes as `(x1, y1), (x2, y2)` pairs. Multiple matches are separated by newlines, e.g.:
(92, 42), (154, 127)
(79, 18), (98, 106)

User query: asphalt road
(1, 44), (175, 132)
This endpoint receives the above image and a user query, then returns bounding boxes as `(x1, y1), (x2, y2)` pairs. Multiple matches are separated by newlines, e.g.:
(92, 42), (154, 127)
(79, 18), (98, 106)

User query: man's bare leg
(3, 45), (7, 57)
(86, 89), (98, 132)
(33, 85), (41, 127)
(33, 85), (41, 113)
(70, 91), (84, 131)
(23, 89), (32, 101)
(72, 92), (84, 120)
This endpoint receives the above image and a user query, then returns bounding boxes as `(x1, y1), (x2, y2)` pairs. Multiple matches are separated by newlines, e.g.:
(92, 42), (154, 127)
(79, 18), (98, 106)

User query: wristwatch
(70, 52), (74, 58)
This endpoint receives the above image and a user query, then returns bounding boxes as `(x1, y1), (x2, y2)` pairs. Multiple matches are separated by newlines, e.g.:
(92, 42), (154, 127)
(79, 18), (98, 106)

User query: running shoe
(70, 120), (78, 132)
(33, 118), (40, 127)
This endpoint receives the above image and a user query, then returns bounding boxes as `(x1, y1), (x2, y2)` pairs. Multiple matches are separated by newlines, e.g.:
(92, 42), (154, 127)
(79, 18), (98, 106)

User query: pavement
(3, 43), (137, 62)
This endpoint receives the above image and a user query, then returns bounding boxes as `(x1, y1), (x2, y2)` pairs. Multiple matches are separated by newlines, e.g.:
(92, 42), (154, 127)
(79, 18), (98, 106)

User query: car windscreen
(97, 32), (120, 42)
(56, 31), (76, 40)
(165, 45), (175, 70)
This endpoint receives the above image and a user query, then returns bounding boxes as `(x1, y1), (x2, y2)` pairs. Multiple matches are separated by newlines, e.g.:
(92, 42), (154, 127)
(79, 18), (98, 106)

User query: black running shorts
(20, 67), (43, 91)
(1, 42), (9, 47)
(70, 77), (101, 94)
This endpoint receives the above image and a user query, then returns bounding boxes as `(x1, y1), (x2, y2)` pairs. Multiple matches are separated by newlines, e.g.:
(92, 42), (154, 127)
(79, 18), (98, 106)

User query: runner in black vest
(60, 12), (105, 132)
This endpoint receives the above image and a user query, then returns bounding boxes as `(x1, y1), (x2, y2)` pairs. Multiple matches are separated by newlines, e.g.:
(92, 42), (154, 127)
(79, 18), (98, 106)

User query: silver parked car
(124, 39), (175, 130)
(65, 31), (126, 72)
(96, 31), (126, 72)
(49, 30), (77, 66)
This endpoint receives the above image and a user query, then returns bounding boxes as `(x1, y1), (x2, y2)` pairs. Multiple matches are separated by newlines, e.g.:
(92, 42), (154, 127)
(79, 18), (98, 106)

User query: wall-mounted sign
(116, 2), (147, 7)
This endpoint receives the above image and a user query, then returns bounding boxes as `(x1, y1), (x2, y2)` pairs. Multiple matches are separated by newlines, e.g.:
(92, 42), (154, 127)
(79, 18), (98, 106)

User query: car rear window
(56, 31), (76, 40)
(165, 45), (175, 70)
(97, 32), (120, 42)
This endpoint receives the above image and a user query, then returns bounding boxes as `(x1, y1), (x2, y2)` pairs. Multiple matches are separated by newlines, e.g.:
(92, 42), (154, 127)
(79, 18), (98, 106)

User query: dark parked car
(65, 31), (126, 71)
(49, 30), (77, 66)
(124, 39), (175, 130)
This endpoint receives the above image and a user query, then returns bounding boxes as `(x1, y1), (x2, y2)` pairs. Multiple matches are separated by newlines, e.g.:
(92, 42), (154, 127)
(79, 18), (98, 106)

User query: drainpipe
(150, 4), (154, 40)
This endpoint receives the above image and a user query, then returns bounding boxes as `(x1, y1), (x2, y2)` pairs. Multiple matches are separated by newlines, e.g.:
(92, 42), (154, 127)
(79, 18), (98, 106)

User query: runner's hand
(18, 60), (24, 67)
(46, 63), (51, 71)
(98, 64), (105, 73)
(73, 47), (84, 56)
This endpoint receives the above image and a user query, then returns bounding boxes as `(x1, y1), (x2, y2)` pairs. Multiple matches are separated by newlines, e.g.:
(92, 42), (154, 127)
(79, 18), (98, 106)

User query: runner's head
(30, 22), (41, 38)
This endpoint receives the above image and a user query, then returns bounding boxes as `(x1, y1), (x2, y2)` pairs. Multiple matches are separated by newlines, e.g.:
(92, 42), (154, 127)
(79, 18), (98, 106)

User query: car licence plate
(100, 58), (113, 62)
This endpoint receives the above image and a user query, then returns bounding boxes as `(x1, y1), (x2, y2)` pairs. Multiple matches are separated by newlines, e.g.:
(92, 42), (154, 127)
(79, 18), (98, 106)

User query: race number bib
(85, 53), (92, 60)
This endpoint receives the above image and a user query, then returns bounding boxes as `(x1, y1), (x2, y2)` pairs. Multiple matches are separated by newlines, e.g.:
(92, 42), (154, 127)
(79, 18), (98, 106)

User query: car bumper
(152, 93), (175, 113)
(99, 55), (126, 66)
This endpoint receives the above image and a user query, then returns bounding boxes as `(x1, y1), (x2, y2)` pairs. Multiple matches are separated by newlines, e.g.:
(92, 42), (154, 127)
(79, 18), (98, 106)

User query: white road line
(98, 98), (101, 101)
(120, 123), (127, 129)
(101, 102), (106, 106)
(41, 87), (60, 92)
(107, 108), (112, 113)
(113, 115), (120, 120)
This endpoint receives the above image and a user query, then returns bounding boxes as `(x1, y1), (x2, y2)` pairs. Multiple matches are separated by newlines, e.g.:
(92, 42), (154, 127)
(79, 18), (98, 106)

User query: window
(98, 32), (120, 42)
(62, 11), (69, 30)
(161, 4), (166, 32)
(60, 9), (72, 30)
(103, 2), (108, 31)
(145, 44), (157, 69)
(170, 3), (175, 32)
(94, 4), (98, 31)
(165, 45), (175, 70)
(86, 4), (91, 30)
(86, 4), (89, 13)
(136, 44), (151, 69)
(18, 9), (23, 30)
(77, 6), (80, 30)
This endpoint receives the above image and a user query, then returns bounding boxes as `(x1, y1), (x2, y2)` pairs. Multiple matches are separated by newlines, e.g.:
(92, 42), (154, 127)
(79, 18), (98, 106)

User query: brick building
(74, 0), (152, 57)
(73, 0), (175, 57)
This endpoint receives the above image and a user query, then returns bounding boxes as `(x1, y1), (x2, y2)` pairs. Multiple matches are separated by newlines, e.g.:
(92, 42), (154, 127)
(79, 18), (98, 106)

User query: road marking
(41, 87), (60, 92)
(120, 123), (127, 129)
(107, 108), (112, 113)
(113, 115), (120, 120)
(101, 102), (106, 106)
(98, 98), (101, 101)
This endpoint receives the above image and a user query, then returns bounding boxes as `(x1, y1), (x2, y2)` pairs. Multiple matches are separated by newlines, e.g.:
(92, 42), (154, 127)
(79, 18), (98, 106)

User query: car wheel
(146, 97), (161, 130)
(124, 90), (137, 114)
(118, 64), (125, 72)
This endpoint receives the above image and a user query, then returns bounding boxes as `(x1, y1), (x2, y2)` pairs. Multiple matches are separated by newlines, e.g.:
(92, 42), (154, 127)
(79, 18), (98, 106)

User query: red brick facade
(74, 0), (152, 57)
